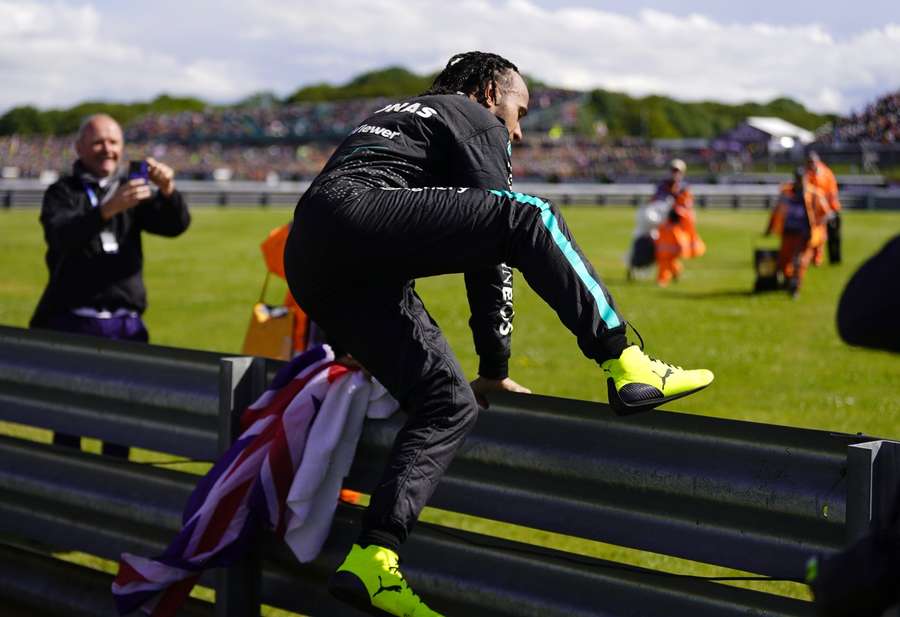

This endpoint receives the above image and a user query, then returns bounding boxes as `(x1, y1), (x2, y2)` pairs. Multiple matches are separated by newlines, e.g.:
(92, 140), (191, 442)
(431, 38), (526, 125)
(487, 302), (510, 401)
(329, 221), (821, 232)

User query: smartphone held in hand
(128, 160), (149, 181)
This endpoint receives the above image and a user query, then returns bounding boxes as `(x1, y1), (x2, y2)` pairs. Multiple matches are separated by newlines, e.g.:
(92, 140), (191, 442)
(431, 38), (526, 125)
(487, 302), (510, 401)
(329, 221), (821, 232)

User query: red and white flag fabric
(111, 344), (396, 616)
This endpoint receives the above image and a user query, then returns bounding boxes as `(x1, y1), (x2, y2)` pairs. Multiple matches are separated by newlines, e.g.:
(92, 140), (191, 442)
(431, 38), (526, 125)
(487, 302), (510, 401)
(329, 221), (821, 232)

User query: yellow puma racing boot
(328, 544), (443, 617)
(602, 345), (714, 414)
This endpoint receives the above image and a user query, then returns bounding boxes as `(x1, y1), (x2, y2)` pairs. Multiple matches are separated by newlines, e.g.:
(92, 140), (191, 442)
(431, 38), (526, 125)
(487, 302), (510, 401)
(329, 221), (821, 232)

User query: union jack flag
(111, 344), (355, 616)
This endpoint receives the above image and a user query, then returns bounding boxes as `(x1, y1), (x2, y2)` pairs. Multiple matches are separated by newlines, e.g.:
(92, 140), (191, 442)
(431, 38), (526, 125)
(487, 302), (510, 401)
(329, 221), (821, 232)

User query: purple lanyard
(82, 182), (100, 209)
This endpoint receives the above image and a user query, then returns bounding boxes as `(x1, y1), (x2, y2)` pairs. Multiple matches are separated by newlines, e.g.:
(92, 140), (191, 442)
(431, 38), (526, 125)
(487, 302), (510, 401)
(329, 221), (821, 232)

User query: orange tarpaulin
(260, 223), (309, 353)
(261, 224), (290, 279)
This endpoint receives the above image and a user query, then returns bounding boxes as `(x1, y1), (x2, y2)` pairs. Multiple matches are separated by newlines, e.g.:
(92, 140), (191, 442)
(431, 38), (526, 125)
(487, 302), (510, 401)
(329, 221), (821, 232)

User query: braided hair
(423, 51), (520, 104)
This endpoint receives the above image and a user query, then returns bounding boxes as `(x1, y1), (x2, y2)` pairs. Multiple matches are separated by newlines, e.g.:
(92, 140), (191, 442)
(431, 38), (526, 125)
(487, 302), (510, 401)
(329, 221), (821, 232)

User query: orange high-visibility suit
(653, 180), (706, 258)
(806, 161), (841, 213)
(766, 181), (829, 292)
(805, 161), (841, 265)
(672, 203), (706, 259)
(655, 212), (691, 286)
(652, 180), (706, 286)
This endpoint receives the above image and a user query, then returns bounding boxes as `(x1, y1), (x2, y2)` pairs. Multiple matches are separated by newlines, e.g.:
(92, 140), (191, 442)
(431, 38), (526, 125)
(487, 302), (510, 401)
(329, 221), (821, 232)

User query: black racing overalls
(284, 93), (626, 548)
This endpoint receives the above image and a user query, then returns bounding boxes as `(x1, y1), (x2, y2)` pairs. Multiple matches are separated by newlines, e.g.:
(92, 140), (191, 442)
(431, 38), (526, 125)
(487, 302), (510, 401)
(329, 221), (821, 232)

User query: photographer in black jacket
(30, 113), (190, 458)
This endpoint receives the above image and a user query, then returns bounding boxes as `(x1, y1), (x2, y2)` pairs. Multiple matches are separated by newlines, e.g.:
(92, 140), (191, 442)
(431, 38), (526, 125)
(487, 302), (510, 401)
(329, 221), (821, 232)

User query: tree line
(0, 95), (206, 137)
(0, 67), (833, 139)
(581, 90), (833, 139)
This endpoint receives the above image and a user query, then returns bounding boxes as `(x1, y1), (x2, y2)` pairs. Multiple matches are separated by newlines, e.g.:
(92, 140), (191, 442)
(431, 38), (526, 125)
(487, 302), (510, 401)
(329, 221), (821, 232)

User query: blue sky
(1, 0), (898, 115)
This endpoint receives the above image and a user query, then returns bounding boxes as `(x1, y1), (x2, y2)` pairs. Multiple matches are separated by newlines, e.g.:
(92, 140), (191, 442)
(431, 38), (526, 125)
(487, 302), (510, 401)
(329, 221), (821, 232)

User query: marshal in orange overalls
(655, 208), (692, 287)
(652, 175), (706, 286)
(765, 178), (829, 295)
(805, 156), (841, 266)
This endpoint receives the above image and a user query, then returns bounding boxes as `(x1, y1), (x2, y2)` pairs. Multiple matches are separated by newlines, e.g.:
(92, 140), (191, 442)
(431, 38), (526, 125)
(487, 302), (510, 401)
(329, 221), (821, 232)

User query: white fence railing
(3, 179), (900, 210)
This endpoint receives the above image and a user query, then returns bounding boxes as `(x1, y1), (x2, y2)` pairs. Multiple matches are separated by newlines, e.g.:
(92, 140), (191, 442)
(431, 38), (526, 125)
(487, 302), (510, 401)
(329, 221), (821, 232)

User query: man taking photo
(31, 113), (190, 458)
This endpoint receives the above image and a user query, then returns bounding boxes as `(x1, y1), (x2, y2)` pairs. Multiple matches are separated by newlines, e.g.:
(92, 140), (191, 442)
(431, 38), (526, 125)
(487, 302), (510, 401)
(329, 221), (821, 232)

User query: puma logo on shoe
(374, 576), (403, 597)
(652, 367), (674, 390)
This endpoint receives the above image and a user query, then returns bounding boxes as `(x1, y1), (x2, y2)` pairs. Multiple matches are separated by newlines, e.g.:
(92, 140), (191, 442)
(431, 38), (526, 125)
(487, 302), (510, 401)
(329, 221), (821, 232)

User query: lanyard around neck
(82, 177), (117, 209)
(83, 183), (100, 208)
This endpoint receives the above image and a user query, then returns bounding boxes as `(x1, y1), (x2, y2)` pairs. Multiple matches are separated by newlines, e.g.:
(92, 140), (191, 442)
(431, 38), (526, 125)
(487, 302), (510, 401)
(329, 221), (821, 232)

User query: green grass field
(2, 205), (896, 435)
(1, 204), (898, 608)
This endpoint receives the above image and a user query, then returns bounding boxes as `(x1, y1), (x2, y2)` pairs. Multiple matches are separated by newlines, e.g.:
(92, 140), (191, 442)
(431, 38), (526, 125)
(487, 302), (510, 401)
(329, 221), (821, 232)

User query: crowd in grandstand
(0, 135), (335, 182)
(124, 88), (585, 145)
(819, 90), (900, 146)
(125, 98), (388, 144)
(1, 133), (717, 183)
(2, 88), (898, 182)
(513, 138), (680, 181)
(0, 86), (666, 182)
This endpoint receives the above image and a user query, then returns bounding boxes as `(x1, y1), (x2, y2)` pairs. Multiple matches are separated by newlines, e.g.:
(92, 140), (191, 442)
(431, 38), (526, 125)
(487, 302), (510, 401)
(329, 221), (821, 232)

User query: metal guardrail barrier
(0, 325), (223, 459)
(0, 325), (898, 616)
(351, 394), (857, 577)
(3, 179), (899, 210)
(0, 543), (214, 617)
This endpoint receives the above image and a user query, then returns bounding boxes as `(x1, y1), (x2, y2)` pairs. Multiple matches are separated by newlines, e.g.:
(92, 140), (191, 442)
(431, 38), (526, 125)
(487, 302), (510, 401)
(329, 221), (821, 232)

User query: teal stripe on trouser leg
(490, 190), (622, 329)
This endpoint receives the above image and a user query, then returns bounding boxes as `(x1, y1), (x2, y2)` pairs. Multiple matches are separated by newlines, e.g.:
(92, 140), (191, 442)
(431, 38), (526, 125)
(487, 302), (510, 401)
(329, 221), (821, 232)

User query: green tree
(579, 88), (831, 139)
(0, 95), (206, 136)
(0, 106), (52, 135)
(0, 65), (836, 139)
(286, 67), (433, 103)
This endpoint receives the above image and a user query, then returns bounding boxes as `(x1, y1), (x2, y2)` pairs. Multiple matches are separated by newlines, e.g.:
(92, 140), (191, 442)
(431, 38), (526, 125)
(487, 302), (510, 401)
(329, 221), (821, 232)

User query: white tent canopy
(745, 116), (815, 151)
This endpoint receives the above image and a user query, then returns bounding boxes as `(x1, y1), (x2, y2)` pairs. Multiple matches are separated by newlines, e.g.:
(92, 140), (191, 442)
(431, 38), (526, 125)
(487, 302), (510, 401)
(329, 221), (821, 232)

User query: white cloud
(0, 0), (263, 110)
(1, 0), (899, 115)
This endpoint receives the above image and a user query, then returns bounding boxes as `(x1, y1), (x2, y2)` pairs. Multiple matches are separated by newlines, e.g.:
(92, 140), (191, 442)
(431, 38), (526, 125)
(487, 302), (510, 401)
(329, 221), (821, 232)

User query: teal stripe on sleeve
(490, 190), (621, 329)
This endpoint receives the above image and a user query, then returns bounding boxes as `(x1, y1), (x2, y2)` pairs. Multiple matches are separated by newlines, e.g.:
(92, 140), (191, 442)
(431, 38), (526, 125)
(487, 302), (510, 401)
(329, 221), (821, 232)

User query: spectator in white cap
(650, 158), (706, 286)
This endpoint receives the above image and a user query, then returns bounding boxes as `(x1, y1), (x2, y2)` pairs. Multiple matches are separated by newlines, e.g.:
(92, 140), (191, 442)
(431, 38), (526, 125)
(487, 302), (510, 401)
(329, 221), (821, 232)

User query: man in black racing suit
(284, 51), (714, 617)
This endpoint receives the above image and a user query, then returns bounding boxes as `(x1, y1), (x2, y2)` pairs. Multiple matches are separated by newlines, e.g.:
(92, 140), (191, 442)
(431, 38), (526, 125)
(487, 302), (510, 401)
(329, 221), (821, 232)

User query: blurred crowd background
(2, 77), (899, 184)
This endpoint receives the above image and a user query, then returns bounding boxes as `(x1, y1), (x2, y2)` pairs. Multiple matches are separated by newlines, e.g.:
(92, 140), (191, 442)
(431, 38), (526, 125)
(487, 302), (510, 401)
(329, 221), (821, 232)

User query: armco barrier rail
(3, 178), (900, 210)
(1, 325), (898, 617)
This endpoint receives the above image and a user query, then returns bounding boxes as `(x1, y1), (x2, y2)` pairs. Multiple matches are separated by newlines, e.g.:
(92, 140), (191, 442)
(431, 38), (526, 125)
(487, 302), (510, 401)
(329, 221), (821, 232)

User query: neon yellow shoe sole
(605, 376), (712, 414)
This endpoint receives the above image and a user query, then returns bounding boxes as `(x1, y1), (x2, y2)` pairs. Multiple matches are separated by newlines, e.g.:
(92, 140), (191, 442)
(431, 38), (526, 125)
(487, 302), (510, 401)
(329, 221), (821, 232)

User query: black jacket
(311, 94), (513, 191)
(30, 163), (190, 327)
(305, 94), (515, 377)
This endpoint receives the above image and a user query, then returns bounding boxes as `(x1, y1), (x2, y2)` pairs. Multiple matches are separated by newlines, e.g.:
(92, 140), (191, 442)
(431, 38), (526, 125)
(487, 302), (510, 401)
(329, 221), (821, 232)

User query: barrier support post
(216, 357), (267, 617)
(846, 440), (900, 543)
